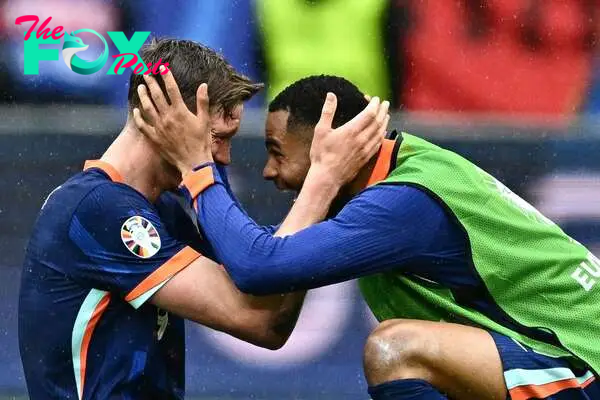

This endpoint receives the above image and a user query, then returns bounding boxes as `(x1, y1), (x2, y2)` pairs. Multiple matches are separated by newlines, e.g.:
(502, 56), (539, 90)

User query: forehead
(265, 110), (289, 143)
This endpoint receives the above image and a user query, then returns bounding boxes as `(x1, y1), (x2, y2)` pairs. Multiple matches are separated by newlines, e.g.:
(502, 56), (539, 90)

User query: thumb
(196, 83), (209, 116)
(315, 92), (337, 132)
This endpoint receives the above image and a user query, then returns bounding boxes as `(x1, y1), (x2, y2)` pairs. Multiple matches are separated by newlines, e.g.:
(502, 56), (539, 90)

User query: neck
(100, 119), (175, 202)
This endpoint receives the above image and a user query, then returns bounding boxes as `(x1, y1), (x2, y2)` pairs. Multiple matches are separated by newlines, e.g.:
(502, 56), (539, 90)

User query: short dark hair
(268, 75), (369, 135)
(128, 38), (263, 115)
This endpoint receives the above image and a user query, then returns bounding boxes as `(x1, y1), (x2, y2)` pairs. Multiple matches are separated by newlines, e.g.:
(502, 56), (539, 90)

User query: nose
(263, 159), (277, 181)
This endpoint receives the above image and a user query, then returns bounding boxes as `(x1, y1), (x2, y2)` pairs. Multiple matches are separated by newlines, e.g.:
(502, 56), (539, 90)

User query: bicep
(150, 256), (241, 328)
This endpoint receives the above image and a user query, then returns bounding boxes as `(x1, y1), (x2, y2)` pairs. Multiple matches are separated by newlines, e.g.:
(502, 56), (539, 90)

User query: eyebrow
(213, 129), (237, 139)
(265, 137), (280, 148)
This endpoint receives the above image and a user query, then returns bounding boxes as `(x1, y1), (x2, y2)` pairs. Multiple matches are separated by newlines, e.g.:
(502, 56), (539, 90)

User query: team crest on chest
(121, 216), (161, 258)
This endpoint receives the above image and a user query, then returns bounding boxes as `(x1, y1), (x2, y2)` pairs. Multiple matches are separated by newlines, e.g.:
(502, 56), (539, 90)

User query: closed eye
(269, 149), (284, 159)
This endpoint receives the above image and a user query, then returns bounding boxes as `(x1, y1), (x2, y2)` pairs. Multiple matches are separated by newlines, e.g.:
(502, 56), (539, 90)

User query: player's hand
(309, 93), (390, 188)
(132, 67), (213, 177)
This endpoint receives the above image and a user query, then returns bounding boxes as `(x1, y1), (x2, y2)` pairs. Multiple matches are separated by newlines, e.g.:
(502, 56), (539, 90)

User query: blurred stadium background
(1, 0), (600, 398)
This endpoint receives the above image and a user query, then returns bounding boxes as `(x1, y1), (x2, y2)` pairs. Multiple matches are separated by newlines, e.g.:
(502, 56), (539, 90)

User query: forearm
(186, 168), (433, 296)
(255, 209), (320, 343)
(251, 291), (306, 348)
(188, 164), (349, 294)
(275, 167), (340, 236)
(218, 183), (317, 346)
(232, 290), (306, 349)
(194, 186), (406, 294)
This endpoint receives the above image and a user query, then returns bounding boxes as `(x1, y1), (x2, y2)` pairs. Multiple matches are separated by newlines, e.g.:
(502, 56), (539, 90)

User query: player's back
(19, 166), (187, 399)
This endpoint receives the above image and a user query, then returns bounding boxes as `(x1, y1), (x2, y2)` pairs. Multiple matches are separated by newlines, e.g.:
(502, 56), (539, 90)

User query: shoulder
(70, 180), (163, 246)
(75, 181), (155, 220)
(36, 171), (137, 229)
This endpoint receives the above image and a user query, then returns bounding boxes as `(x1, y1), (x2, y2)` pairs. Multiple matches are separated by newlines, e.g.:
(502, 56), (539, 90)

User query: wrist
(180, 162), (218, 200)
(302, 167), (342, 201)
(305, 165), (343, 192)
(179, 161), (213, 178)
(177, 153), (214, 177)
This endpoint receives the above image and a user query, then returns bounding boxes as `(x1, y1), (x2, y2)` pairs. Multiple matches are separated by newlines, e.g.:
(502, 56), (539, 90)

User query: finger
(370, 100), (390, 140)
(376, 101), (390, 127)
(364, 94), (372, 102)
(143, 73), (169, 112)
(363, 114), (390, 162)
(376, 113), (390, 141)
(362, 100), (390, 142)
(315, 92), (337, 132)
(137, 85), (158, 125)
(160, 66), (185, 106)
(359, 101), (389, 154)
(346, 96), (380, 134)
(133, 107), (157, 138)
(196, 83), (209, 117)
(373, 114), (390, 150)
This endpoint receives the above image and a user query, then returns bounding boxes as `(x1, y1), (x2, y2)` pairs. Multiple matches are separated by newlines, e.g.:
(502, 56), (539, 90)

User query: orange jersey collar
(366, 138), (399, 187)
(83, 160), (124, 183)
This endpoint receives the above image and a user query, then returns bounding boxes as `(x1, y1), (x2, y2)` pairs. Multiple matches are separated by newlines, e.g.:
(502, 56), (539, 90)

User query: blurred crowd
(2, 0), (600, 117)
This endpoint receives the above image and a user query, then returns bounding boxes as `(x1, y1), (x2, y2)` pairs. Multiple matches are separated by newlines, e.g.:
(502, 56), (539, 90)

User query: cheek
(292, 159), (311, 181)
(282, 162), (308, 186)
(213, 140), (232, 164)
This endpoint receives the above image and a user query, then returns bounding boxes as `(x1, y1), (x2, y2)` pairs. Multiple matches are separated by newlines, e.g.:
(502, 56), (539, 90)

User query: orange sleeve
(125, 246), (201, 303)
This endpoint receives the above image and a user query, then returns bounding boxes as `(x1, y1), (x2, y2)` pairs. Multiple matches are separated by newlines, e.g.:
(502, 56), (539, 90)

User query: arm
(72, 183), (303, 350)
(154, 185), (305, 349)
(192, 182), (452, 295)
(151, 256), (304, 350)
(155, 181), (307, 350)
(132, 69), (391, 289)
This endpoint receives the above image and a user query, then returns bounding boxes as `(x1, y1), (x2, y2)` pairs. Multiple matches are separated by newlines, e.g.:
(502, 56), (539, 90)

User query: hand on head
(309, 92), (390, 188)
(133, 67), (213, 177)
(133, 70), (390, 188)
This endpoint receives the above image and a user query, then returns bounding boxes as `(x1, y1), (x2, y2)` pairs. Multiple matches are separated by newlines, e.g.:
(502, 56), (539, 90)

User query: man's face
(209, 103), (244, 165)
(158, 102), (243, 190)
(263, 110), (311, 192)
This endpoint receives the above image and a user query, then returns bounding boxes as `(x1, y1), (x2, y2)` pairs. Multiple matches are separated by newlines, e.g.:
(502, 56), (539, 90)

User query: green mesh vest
(256, 0), (390, 101)
(359, 133), (600, 374)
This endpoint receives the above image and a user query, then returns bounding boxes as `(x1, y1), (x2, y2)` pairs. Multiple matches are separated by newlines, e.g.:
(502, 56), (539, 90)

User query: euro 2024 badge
(121, 216), (161, 258)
